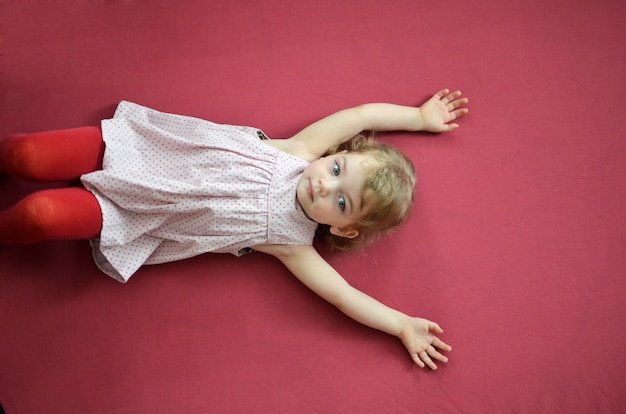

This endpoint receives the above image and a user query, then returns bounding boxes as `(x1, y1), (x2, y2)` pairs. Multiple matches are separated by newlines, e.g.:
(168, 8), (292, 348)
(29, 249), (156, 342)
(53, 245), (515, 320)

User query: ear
(330, 226), (360, 239)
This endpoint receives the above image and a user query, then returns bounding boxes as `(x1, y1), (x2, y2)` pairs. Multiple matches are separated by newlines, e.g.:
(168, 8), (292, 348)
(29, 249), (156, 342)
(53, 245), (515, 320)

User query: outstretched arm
(276, 89), (468, 161)
(254, 244), (452, 369)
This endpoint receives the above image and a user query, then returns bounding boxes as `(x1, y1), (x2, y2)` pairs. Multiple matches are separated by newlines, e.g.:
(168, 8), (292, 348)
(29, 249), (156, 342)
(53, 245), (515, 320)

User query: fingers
(451, 108), (469, 118)
(445, 96), (468, 113)
(448, 99), (469, 113)
(409, 337), (452, 370)
(422, 344), (451, 370)
(436, 89), (460, 102)
(420, 350), (437, 370)
(418, 346), (445, 370)
(427, 345), (449, 364)
(406, 318), (452, 369)
(436, 89), (469, 108)
(434, 88), (451, 99)
(411, 342), (452, 370)
(432, 336), (453, 352)
(411, 353), (426, 368)
(428, 321), (444, 334)
(436, 89), (469, 125)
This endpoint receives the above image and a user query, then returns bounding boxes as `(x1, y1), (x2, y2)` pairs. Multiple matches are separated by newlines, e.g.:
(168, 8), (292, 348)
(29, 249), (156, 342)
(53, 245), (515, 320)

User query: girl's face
(297, 152), (373, 239)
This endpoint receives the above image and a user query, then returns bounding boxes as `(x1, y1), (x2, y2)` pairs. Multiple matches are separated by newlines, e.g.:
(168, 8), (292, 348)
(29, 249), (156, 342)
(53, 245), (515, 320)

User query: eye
(338, 196), (346, 211)
(332, 162), (341, 176)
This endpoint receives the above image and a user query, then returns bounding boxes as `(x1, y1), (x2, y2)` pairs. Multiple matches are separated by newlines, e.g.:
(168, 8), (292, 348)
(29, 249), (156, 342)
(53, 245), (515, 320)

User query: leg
(0, 127), (104, 182)
(0, 188), (102, 243)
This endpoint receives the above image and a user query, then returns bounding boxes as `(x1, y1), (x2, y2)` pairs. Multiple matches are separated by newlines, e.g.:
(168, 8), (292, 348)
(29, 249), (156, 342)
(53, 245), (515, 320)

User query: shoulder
(252, 243), (316, 261)
(262, 138), (319, 163)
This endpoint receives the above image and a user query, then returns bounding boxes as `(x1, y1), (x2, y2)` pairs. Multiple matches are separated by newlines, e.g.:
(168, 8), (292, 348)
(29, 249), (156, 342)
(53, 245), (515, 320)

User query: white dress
(81, 101), (318, 283)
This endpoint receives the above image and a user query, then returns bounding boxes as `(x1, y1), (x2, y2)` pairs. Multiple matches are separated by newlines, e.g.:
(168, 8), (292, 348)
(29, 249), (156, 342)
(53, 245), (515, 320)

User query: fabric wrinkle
(81, 101), (318, 282)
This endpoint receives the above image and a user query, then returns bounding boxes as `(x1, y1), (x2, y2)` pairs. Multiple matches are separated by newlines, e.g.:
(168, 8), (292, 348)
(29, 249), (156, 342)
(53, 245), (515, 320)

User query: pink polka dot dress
(81, 101), (318, 283)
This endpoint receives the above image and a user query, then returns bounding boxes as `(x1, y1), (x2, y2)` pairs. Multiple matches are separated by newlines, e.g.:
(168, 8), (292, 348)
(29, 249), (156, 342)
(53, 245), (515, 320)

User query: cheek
(311, 199), (329, 215)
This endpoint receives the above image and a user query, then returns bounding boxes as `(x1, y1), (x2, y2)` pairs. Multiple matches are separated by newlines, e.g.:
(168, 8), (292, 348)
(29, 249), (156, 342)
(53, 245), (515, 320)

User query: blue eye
(332, 162), (340, 176)
(338, 196), (346, 211)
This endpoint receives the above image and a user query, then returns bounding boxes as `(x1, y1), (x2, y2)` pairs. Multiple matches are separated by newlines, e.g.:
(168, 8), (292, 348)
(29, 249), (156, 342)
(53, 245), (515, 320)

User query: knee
(1, 134), (46, 181)
(13, 192), (59, 242)
(2, 128), (104, 181)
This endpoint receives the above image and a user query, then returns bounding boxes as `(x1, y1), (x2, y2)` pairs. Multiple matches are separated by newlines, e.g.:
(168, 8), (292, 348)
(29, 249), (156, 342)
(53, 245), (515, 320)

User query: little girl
(0, 89), (468, 370)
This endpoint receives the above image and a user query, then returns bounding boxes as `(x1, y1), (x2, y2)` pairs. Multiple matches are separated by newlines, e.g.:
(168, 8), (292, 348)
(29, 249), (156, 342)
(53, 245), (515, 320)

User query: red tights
(0, 127), (105, 243)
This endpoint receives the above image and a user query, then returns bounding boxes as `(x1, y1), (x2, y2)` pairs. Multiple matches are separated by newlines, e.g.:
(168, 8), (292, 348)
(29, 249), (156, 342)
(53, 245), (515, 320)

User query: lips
(307, 179), (314, 201)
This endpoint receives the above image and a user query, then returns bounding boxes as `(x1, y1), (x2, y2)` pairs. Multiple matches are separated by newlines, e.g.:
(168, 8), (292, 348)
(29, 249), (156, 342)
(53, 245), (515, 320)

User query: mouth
(307, 179), (314, 201)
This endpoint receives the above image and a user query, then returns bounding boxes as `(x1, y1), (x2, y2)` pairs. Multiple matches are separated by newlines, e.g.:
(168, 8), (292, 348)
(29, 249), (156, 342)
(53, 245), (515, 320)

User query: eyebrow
(342, 156), (355, 215)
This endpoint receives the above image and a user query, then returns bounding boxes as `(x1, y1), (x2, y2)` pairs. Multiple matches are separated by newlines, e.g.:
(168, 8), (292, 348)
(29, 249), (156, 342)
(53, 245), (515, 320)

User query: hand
(418, 89), (469, 133)
(399, 317), (452, 370)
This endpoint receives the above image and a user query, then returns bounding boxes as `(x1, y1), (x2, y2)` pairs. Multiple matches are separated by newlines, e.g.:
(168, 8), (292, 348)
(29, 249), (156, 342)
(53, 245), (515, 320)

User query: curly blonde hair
(316, 134), (417, 251)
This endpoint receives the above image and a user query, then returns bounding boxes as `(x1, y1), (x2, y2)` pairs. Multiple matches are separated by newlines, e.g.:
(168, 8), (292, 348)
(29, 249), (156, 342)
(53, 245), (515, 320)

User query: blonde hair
(316, 134), (417, 251)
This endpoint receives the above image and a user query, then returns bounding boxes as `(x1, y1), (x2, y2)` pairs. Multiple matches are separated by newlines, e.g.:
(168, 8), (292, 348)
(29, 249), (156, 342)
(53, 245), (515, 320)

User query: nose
(318, 178), (336, 197)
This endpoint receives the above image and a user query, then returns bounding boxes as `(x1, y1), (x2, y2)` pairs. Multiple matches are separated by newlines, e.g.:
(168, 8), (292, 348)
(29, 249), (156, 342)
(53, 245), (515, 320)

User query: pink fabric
(82, 101), (316, 282)
(1, 1), (625, 413)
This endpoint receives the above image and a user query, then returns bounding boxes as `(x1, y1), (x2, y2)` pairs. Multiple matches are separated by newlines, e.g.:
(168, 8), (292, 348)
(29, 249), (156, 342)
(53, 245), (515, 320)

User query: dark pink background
(1, 1), (624, 412)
